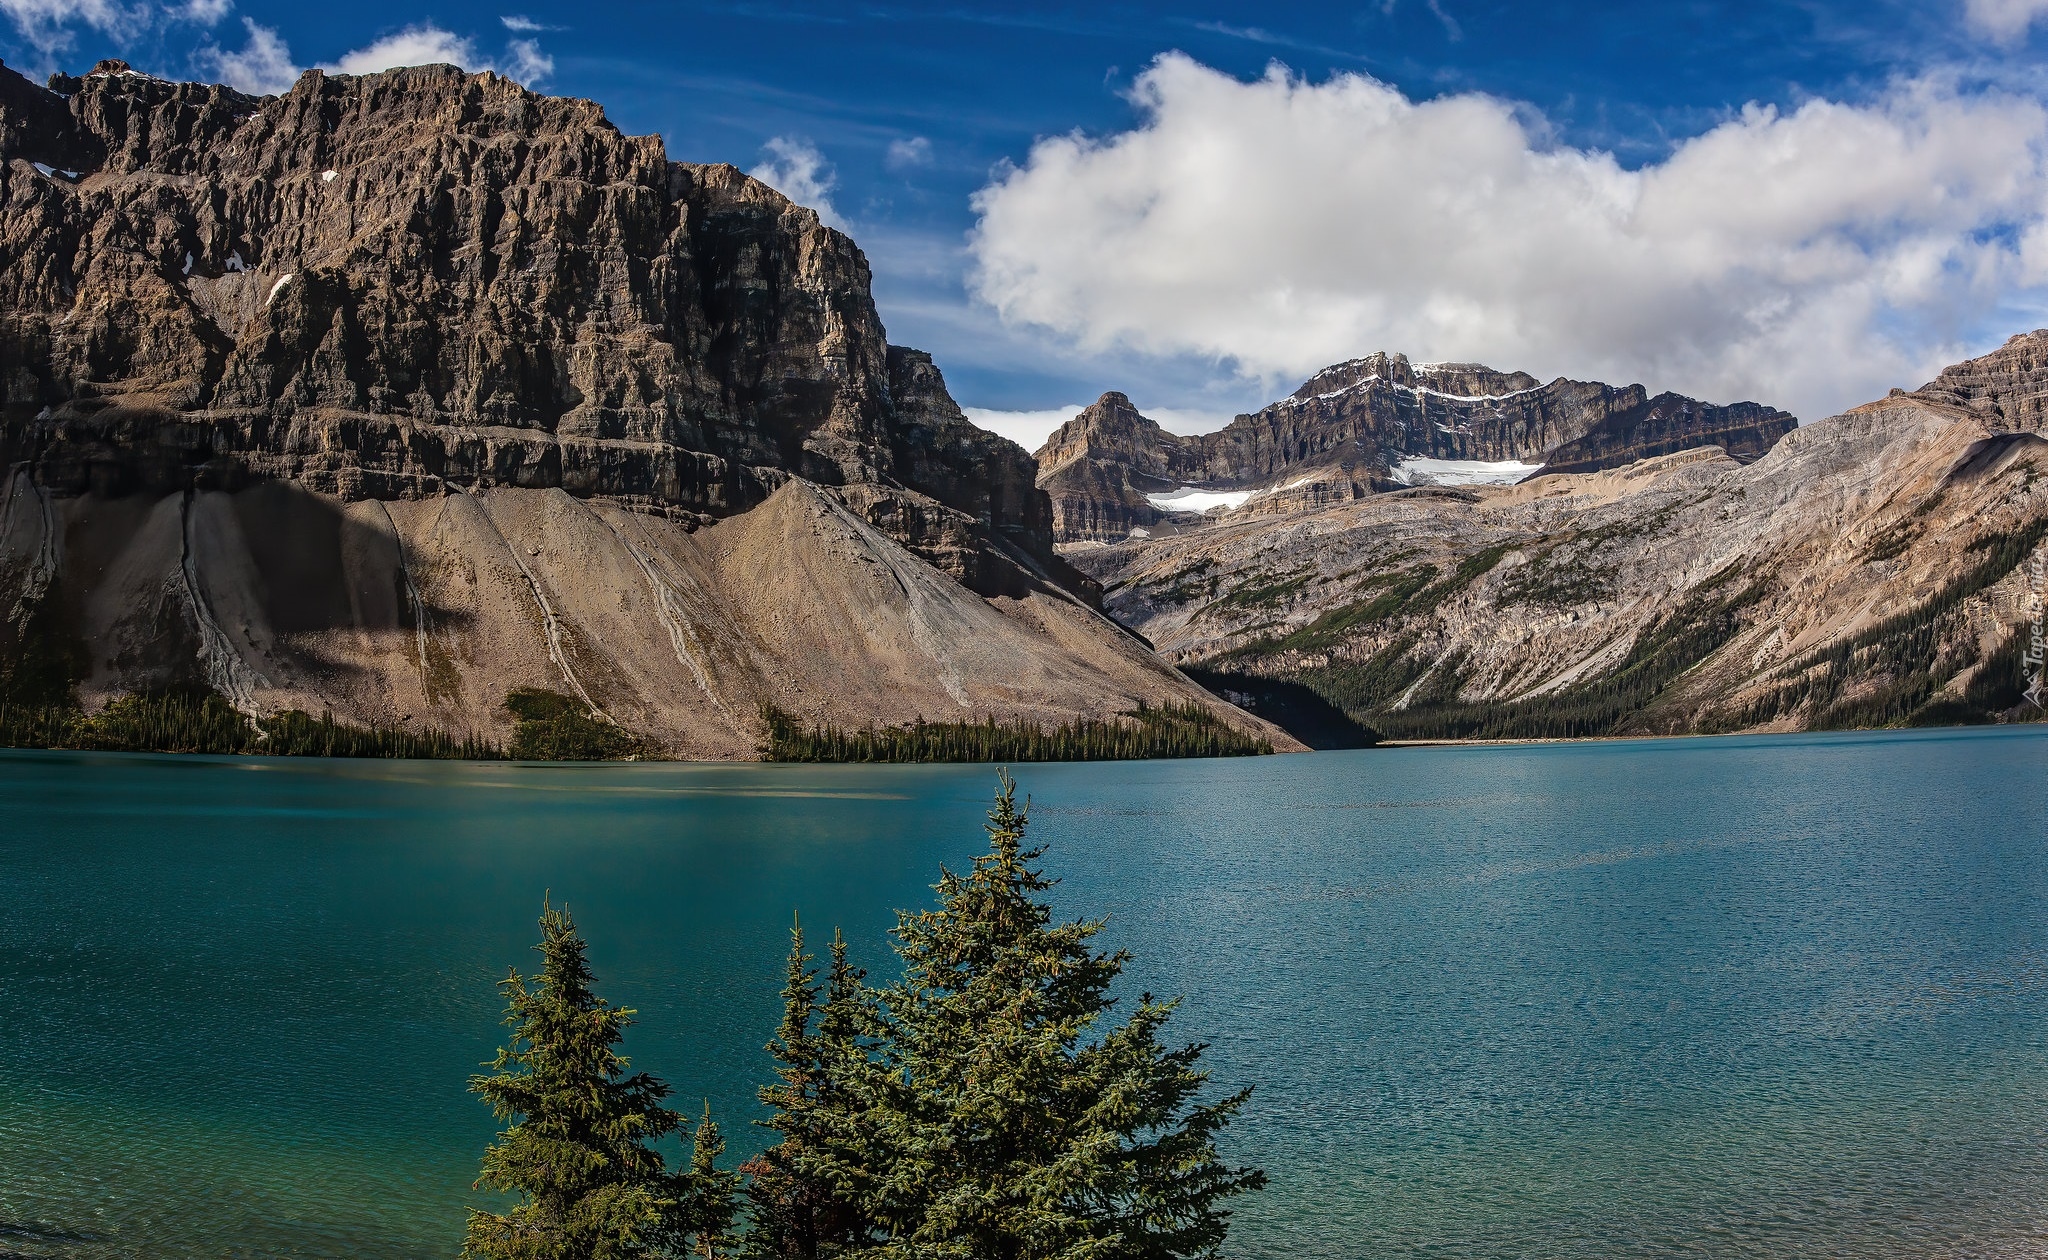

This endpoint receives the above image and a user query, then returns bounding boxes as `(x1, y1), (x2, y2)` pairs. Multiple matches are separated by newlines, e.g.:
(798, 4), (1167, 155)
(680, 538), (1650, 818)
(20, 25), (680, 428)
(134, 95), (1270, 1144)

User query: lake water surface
(2, 727), (2045, 1258)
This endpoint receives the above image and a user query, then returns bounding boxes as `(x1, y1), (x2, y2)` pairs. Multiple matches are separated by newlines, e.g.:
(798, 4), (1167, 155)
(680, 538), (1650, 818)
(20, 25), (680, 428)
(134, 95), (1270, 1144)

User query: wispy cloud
(751, 135), (845, 227)
(1187, 19), (1369, 61)
(503, 36), (552, 82)
(500, 14), (564, 33)
(1425, 0), (1462, 41)
(885, 135), (933, 171)
(0, 0), (223, 58)
(196, 18), (555, 95)
(196, 15), (297, 92)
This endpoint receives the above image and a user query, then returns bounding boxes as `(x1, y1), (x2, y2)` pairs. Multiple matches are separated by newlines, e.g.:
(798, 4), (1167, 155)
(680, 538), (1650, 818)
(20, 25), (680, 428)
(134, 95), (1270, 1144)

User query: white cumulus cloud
(326, 24), (477, 75)
(962, 401), (1238, 452)
(198, 17), (298, 93)
(198, 18), (555, 95)
(969, 54), (2048, 423)
(961, 404), (1091, 452)
(751, 136), (844, 228)
(1965, 0), (2048, 41)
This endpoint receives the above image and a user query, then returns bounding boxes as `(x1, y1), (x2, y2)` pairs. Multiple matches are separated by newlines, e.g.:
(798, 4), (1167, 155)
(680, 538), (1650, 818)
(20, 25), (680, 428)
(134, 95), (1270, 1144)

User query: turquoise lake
(2, 726), (2045, 1258)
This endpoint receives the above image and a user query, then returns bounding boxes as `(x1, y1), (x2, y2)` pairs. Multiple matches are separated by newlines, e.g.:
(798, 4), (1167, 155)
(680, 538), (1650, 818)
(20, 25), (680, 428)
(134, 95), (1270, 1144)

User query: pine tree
(861, 771), (1267, 1259)
(744, 922), (879, 1259)
(465, 901), (688, 1260)
(680, 1102), (742, 1259)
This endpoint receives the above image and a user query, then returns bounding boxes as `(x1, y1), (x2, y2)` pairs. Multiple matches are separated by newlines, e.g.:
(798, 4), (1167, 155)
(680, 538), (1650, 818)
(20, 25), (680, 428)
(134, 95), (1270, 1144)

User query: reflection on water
(1, 727), (2045, 1259)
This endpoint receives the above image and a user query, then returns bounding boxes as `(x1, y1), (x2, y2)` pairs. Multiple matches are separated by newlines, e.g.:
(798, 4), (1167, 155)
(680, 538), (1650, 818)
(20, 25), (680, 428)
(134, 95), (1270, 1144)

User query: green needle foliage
(466, 902), (735, 1260)
(684, 1104), (743, 1259)
(847, 772), (1267, 1258)
(505, 689), (644, 761)
(0, 686), (499, 759)
(465, 778), (1263, 1258)
(745, 924), (883, 1259)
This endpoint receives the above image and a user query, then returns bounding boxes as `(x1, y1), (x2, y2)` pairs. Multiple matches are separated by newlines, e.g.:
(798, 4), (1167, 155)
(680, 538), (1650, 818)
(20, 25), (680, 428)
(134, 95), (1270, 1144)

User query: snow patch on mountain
(1389, 456), (1543, 487)
(1147, 486), (1256, 513)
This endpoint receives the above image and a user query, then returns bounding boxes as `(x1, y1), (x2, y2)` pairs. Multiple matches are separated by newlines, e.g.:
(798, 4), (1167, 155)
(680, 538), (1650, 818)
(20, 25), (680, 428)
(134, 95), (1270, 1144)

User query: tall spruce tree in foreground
(467, 902), (736, 1260)
(852, 771), (1267, 1259)
(745, 922), (881, 1259)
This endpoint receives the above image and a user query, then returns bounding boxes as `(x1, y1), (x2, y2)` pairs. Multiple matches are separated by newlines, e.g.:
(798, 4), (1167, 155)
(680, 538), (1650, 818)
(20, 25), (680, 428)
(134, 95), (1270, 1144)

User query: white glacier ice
(1388, 456), (1543, 487)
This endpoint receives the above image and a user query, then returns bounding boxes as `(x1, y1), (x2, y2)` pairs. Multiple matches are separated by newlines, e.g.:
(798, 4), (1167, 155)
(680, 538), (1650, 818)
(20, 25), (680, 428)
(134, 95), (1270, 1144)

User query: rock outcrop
(1035, 352), (1797, 543)
(0, 59), (1274, 754)
(0, 57), (1079, 597)
(1894, 329), (2048, 434)
(1071, 335), (2048, 739)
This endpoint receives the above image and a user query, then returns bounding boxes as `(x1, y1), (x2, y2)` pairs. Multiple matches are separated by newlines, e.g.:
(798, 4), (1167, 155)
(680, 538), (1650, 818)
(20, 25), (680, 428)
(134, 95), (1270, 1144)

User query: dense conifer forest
(0, 689), (499, 759)
(758, 701), (1274, 762)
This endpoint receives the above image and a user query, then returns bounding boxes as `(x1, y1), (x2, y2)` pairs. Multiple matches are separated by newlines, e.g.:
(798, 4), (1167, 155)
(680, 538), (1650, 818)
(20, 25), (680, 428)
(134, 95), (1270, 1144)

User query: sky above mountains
(7, 0), (2048, 447)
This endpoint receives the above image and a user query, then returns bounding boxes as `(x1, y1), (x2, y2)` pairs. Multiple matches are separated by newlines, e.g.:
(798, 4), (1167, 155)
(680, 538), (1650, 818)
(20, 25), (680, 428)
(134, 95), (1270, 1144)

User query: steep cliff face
(0, 59), (1268, 754)
(1034, 352), (1796, 543)
(1897, 329), (2048, 433)
(1073, 335), (2048, 739)
(1034, 392), (1184, 543)
(0, 58), (1067, 593)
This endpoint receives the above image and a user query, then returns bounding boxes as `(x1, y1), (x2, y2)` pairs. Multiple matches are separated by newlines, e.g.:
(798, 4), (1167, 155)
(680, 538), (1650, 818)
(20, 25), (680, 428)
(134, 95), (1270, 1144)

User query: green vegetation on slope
(1195, 506), (2046, 742)
(760, 700), (1273, 762)
(1714, 519), (2048, 731)
(1277, 564), (1770, 741)
(503, 688), (644, 760)
(1180, 666), (1380, 749)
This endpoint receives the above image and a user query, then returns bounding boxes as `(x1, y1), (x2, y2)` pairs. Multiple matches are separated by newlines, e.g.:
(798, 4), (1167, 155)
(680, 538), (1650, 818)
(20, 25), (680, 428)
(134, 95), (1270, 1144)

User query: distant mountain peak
(1034, 352), (1795, 544)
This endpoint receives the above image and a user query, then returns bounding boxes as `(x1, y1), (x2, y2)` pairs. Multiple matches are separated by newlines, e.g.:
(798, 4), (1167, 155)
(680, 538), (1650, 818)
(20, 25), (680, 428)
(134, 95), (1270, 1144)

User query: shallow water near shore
(2, 726), (2045, 1258)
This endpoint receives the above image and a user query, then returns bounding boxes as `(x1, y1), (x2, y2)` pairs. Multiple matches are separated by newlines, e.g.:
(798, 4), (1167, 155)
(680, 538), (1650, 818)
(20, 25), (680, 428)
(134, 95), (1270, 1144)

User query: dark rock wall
(0, 59), (1064, 589)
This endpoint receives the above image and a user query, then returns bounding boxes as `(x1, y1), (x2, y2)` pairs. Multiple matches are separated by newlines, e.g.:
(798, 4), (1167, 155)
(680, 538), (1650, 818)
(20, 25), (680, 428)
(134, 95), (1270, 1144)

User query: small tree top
(465, 901), (687, 1260)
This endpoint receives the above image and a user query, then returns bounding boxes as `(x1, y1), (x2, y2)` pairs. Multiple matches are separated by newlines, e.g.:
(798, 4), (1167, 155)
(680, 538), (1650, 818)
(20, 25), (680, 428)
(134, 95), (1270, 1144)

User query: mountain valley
(0, 57), (2040, 758)
(1072, 336), (2048, 740)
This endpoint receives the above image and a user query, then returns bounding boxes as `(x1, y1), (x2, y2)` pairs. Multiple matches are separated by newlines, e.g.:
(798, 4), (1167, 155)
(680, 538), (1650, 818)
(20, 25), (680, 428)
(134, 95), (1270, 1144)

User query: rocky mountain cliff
(1035, 353), (1796, 543)
(0, 59), (1281, 757)
(0, 57), (1078, 597)
(1071, 335), (2048, 740)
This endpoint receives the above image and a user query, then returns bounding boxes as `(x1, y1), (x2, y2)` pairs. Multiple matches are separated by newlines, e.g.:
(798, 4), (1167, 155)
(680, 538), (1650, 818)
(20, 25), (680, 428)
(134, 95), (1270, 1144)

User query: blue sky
(8, 1), (2048, 446)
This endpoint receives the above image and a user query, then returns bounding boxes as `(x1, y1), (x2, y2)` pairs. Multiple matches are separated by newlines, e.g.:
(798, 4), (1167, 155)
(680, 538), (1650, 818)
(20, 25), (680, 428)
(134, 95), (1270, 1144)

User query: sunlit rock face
(0, 57), (1077, 596)
(1070, 334), (2048, 738)
(1033, 352), (1796, 544)
(0, 59), (1304, 756)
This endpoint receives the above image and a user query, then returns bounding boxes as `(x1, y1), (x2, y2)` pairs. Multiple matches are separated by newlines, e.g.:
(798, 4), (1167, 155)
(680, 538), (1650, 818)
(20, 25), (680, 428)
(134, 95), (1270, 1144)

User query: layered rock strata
(1073, 335), (2048, 737)
(0, 58), (1077, 597)
(0, 59), (1281, 754)
(1035, 353), (1796, 543)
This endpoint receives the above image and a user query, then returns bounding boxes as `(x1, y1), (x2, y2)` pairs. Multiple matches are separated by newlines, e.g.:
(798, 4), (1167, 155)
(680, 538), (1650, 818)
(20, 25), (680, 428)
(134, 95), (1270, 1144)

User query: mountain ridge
(0, 58), (1290, 757)
(1034, 352), (1797, 544)
(1070, 332), (2048, 739)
